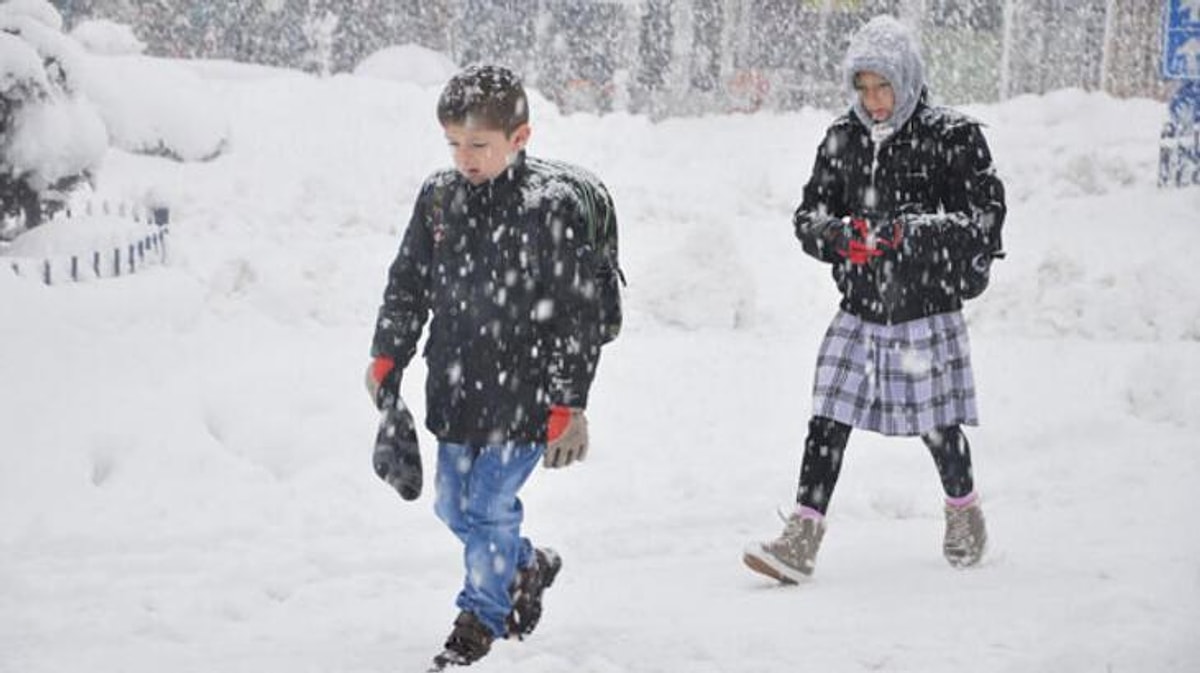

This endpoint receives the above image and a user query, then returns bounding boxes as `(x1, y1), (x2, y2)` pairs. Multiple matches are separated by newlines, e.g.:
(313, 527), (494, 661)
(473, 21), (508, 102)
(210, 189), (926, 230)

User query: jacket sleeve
(793, 126), (850, 264)
(900, 122), (1006, 262)
(543, 197), (603, 409)
(370, 183), (435, 370)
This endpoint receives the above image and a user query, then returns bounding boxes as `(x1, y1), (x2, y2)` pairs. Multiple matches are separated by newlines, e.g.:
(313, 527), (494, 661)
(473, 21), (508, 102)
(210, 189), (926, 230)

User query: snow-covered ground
(3, 47), (1200, 673)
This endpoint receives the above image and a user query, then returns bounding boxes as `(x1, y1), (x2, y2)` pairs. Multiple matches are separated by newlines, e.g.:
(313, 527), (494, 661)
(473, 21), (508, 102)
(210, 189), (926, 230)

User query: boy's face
(443, 122), (531, 185)
(854, 71), (895, 123)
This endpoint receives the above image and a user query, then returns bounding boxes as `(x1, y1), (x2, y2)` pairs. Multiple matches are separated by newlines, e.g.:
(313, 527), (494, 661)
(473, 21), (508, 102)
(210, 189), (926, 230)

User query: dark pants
(796, 416), (975, 514)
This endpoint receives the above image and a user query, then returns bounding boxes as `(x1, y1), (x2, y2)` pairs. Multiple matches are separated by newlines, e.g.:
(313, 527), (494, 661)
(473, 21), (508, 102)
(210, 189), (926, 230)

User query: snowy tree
(2, 0), (106, 232)
(536, 0), (623, 114)
(923, 0), (1004, 103)
(301, 7), (338, 76)
(630, 0), (672, 116)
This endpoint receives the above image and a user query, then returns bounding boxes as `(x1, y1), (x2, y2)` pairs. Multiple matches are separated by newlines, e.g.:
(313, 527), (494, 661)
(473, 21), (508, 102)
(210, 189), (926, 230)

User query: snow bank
(0, 0), (61, 31)
(353, 43), (456, 86)
(78, 55), (229, 162)
(70, 18), (146, 56)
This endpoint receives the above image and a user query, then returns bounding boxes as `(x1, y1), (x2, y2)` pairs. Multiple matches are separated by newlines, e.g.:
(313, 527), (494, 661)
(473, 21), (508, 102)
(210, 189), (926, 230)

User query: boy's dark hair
(436, 65), (529, 135)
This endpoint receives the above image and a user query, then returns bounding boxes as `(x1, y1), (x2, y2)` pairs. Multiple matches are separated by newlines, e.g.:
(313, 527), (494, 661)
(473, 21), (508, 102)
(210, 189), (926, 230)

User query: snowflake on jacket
(372, 151), (606, 446)
(794, 100), (1007, 324)
(794, 49), (1006, 325)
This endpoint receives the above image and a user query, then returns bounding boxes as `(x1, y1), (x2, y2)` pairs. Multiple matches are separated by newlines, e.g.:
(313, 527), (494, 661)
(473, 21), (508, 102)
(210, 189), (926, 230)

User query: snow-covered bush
(78, 53), (230, 163)
(69, 18), (146, 56)
(0, 0), (59, 30)
(64, 16), (228, 163)
(353, 44), (456, 86)
(2, 5), (229, 240)
(1, 0), (106, 231)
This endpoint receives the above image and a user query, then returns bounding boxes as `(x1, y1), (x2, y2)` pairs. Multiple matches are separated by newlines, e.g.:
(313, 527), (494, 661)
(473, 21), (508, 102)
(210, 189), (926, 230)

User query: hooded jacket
(794, 16), (1007, 324)
(372, 152), (604, 446)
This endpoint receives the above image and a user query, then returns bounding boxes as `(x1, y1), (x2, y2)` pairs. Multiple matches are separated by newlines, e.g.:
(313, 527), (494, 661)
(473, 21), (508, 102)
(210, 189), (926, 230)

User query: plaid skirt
(811, 310), (978, 436)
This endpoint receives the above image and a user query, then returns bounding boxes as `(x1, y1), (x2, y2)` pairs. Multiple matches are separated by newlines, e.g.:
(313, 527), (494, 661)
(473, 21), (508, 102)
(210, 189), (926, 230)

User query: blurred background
(47, 0), (1170, 117)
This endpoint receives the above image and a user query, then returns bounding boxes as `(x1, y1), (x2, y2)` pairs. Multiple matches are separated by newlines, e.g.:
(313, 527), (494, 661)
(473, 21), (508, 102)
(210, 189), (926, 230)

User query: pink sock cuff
(795, 505), (825, 520)
(946, 492), (978, 508)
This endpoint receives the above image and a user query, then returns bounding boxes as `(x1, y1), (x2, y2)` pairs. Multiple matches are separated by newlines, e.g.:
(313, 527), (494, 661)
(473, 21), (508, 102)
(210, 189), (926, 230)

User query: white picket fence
(2, 203), (171, 285)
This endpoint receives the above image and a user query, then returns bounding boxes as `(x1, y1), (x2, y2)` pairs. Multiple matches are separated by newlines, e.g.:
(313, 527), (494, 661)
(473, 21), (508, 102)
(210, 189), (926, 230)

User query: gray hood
(843, 15), (926, 131)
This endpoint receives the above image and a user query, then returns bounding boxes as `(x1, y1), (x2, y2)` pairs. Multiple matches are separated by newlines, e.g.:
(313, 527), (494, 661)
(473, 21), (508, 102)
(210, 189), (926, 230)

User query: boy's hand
(544, 406), (588, 468)
(365, 356), (400, 410)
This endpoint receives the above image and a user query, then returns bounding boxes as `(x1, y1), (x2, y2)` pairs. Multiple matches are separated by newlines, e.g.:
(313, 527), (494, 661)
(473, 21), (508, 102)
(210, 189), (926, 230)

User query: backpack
(956, 218), (1004, 300)
(533, 159), (625, 345)
(426, 161), (625, 345)
(958, 250), (1003, 300)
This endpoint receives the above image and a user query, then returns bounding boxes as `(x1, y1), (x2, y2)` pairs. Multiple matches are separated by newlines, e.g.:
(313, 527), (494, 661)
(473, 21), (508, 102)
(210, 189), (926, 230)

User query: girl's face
(854, 71), (895, 123)
(443, 122), (531, 185)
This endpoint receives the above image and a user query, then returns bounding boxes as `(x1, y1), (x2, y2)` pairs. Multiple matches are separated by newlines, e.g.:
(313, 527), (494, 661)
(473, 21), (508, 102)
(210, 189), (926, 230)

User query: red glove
(838, 217), (881, 265)
(876, 221), (904, 251)
(365, 356), (399, 409)
(838, 217), (903, 264)
(547, 405), (572, 442)
(370, 356), (395, 383)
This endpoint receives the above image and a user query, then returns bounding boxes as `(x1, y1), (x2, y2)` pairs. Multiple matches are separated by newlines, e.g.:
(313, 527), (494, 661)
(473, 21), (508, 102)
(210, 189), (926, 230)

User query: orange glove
(364, 356), (399, 409)
(544, 406), (588, 468)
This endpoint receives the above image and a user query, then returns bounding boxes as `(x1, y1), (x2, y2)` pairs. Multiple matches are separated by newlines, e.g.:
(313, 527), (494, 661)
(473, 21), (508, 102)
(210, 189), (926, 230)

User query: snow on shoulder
(523, 156), (610, 211)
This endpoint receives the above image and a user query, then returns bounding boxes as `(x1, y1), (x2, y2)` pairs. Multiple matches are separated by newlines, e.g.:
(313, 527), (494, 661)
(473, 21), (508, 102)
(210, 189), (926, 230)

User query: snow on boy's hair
(843, 15), (926, 129)
(436, 64), (528, 135)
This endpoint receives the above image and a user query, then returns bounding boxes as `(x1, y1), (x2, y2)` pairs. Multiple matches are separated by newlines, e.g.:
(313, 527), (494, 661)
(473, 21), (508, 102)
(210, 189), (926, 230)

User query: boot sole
(539, 548), (563, 588)
(742, 544), (810, 585)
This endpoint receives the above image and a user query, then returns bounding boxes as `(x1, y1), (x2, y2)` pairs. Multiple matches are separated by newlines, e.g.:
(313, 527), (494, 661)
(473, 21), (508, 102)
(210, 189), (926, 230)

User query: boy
(366, 65), (619, 669)
(743, 15), (1006, 583)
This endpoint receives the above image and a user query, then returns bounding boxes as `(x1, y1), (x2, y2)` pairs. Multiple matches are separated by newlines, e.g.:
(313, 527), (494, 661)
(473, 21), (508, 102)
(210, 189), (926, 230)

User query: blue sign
(1160, 81), (1200, 187)
(1164, 0), (1200, 79)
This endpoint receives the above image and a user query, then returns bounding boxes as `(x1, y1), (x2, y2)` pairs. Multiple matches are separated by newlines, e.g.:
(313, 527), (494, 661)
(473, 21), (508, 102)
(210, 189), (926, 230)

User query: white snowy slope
(1, 50), (1199, 673)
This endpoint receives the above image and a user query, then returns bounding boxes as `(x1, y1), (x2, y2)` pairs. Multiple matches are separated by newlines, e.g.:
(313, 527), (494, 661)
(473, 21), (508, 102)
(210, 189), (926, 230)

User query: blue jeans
(434, 442), (544, 637)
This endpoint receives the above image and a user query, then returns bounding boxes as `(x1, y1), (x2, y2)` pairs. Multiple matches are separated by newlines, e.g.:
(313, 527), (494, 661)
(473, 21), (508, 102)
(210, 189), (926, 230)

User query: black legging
(796, 416), (975, 514)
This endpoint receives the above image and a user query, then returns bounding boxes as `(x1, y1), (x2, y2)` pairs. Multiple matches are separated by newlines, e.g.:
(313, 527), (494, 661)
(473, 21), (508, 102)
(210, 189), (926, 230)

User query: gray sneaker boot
(743, 511), (826, 583)
(943, 499), (987, 568)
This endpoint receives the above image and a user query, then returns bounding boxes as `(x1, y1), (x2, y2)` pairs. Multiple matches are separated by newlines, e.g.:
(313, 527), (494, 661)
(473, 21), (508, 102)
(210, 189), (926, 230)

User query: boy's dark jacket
(372, 152), (607, 446)
(794, 98), (1007, 324)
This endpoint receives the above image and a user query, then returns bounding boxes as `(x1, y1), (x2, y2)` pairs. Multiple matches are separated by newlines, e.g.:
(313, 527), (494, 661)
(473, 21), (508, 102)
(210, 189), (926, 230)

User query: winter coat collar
(844, 91), (930, 146)
(459, 150), (529, 198)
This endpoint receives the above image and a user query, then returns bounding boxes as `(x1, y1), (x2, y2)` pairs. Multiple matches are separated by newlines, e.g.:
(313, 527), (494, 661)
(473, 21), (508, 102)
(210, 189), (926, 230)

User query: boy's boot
(943, 496), (987, 568)
(742, 510), (826, 584)
(507, 547), (563, 639)
(429, 611), (494, 670)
